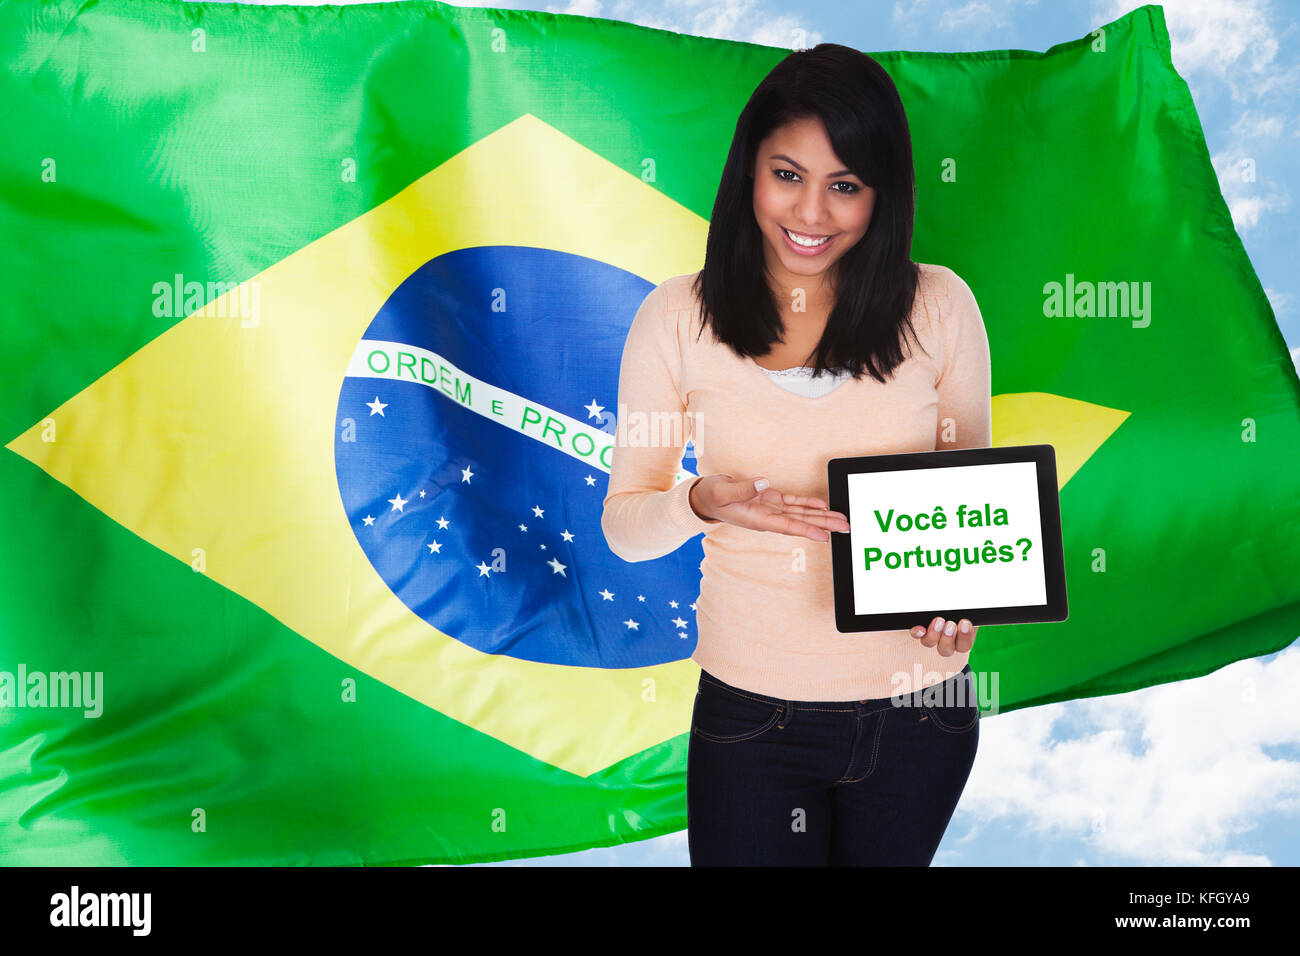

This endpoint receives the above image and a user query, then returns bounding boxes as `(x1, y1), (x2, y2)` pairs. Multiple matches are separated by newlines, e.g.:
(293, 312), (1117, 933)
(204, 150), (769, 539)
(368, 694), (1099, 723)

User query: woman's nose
(794, 194), (830, 228)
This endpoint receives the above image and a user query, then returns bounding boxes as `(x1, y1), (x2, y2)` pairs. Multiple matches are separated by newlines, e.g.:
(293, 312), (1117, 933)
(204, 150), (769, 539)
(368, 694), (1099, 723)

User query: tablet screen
(846, 459), (1047, 616)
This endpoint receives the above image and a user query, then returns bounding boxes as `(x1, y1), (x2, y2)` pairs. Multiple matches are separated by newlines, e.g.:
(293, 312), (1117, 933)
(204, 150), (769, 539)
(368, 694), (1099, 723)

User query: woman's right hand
(689, 474), (850, 543)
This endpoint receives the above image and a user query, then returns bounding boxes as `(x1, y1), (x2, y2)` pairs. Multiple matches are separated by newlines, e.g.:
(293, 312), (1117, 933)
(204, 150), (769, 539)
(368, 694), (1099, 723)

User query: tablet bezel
(827, 443), (1068, 632)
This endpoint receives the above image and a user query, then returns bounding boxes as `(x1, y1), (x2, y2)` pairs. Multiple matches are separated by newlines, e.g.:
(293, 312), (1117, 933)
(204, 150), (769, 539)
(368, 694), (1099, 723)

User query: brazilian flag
(1, 0), (1297, 865)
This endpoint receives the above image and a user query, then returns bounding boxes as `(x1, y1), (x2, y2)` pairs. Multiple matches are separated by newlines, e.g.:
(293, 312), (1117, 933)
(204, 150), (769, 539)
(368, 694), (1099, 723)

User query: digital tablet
(827, 444), (1068, 632)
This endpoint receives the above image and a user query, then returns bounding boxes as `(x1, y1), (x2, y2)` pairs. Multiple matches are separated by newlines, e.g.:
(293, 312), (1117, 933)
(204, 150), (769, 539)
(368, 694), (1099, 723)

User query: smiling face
(749, 115), (876, 303)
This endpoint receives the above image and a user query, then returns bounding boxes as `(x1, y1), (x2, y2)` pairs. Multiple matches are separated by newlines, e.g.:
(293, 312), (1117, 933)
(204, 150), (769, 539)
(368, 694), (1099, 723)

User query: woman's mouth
(781, 226), (836, 256)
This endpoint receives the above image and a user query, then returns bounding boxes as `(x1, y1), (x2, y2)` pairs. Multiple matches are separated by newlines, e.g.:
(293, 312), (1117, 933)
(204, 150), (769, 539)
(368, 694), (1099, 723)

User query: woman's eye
(773, 169), (859, 194)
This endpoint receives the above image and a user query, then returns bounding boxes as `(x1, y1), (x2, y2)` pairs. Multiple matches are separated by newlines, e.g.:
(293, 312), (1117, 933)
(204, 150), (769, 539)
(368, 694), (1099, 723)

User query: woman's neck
(765, 266), (837, 322)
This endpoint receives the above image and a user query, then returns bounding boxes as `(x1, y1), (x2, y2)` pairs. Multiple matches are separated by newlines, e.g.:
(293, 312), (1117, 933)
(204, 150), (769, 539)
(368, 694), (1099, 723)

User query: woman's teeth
(783, 227), (831, 247)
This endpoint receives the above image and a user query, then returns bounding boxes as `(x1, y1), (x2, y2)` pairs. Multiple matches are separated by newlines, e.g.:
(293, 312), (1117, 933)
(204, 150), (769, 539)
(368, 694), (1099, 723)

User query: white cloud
(554, 0), (605, 16)
(893, 0), (1036, 41)
(1209, 110), (1292, 231)
(956, 648), (1300, 865)
(1264, 286), (1290, 317)
(590, 0), (822, 47)
(1229, 112), (1288, 141)
(939, 2), (1002, 33)
(746, 14), (818, 49)
(1210, 169), (1290, 232)
(441, 0), (824, 50)
(1098, 0), (1295, 104)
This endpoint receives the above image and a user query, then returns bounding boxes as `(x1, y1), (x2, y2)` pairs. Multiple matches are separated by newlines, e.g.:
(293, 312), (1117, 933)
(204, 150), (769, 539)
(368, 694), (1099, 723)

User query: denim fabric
(687, 663), (979, 866)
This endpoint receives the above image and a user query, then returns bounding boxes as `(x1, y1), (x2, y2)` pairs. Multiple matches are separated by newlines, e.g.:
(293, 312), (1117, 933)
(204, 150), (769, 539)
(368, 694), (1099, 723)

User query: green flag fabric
(1, 0), (1297, 865)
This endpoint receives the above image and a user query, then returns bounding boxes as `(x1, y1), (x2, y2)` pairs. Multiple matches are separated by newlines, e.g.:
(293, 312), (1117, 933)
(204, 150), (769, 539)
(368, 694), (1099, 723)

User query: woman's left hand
(909, 616), (976, 657)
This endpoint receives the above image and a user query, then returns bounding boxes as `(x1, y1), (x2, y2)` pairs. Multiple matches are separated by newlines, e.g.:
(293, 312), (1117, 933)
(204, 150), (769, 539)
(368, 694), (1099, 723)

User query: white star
(585, 399), (605, 420)
(669, 600), (679, 608)
(598, 589), (614, 601)
(678, 631), (689, 639)
(637, 595), (645, 602)
(427, 541), (442, 554)
(518, 524), (528, 532)
(476, 561), (492, 577)
(418, 489), (426, 498)
(690, 603), (697, 611)
(623, 618), (639, 630)
(388, 492), (408, 512)
(366, 396), (388, 416)
(584, 475), (597, 486)
(532, 505), (544, 518)
(437, 516), (450, 530)
(540, 544), (547, 550)
(672, 617), (687, 629)
(461, 466), (474, 484)
(362, 515), (375, 526)
(561, 529), (574, 542)
(547, 557), (567, 576)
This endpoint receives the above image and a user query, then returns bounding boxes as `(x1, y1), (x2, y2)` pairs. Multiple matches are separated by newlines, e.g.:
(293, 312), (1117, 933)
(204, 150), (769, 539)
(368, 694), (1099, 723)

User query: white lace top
(758, 364), (854, 398)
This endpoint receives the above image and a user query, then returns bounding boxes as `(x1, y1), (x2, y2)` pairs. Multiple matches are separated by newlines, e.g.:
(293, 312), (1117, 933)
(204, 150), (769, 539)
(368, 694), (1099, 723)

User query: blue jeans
(687, 663), (979, 866)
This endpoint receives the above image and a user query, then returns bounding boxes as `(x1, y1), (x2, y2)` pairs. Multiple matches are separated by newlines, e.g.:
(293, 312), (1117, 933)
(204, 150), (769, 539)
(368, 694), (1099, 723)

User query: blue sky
(227, 0), (1300, 866)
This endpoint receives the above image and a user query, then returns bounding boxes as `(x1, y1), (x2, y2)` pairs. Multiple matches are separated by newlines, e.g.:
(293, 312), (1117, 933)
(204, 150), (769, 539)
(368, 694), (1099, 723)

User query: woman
(601, 43), (990, 865)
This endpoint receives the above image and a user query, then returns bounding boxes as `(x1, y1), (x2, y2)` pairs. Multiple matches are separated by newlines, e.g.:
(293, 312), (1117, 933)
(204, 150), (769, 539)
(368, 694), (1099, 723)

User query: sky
(208, 0), (1300, 866)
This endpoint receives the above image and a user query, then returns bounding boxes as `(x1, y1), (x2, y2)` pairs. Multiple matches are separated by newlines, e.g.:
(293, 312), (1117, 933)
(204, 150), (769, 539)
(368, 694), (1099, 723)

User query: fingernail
(754, 478), (769, 492)
(933, 617), (944, 632)
(944, 620), (956, 636)
(912, 627), (925, 637)
(960, 620), (970, 634)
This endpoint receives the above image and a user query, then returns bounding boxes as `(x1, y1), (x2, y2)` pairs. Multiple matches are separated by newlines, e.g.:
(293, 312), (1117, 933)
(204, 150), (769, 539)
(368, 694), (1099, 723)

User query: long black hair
(691, 43), (922, 384)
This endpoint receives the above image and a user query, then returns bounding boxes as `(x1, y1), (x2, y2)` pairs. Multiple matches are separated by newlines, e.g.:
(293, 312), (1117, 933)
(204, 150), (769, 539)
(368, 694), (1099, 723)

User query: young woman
(602, 43), (990, 865)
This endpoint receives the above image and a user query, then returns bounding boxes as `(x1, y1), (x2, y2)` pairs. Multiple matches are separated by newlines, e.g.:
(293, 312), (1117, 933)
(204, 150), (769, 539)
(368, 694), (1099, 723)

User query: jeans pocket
(921, 701), (979, 733)
(920, 673), (979, 734)
(692, 675), (785, 743)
